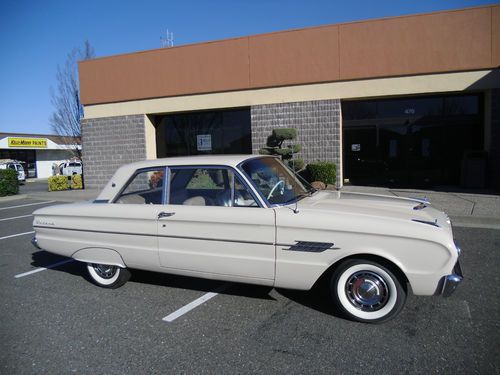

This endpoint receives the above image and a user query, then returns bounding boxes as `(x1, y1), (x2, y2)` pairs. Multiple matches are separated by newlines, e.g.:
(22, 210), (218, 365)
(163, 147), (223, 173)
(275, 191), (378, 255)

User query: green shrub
(305, 162), (337, 185)
(0, 169), (19, 196)
(48, 175), (69, 191)
(71, 174), (83, 189)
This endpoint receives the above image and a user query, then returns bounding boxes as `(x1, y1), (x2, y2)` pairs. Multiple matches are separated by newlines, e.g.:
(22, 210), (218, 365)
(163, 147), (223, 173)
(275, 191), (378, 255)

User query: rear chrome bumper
(441, 260), (463, 297)
(31, 236), (41, 250)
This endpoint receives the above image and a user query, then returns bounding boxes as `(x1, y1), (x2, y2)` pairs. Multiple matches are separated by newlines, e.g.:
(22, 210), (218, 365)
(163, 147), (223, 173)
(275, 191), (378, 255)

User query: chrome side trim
(412, 219), (440, 227)
(32, 225), (274, 246)
(278, 241), (338, 253)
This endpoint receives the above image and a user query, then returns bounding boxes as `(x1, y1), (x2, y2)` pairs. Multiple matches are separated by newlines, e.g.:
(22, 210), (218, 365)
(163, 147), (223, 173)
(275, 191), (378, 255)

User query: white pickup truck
(0, 160), (26, 183)
(59, 161), (83, 176)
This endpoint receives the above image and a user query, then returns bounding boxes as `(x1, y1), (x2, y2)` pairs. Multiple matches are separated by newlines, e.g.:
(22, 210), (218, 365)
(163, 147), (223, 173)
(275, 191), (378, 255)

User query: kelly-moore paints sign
(8, 138), (48, 148)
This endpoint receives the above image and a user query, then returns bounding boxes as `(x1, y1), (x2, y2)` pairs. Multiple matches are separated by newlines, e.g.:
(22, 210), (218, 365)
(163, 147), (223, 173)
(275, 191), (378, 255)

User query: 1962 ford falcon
(32, 155), (462, 323)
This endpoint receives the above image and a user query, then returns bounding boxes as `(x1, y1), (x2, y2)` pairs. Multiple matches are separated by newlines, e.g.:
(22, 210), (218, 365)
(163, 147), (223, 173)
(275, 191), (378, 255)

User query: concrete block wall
(81, 115), (146, 189)
(251, 99), (342, 186)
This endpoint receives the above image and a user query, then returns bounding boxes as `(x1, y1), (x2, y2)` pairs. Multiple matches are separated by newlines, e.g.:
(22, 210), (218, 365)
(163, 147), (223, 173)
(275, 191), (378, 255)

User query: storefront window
(342, 94), (483, 186)
(155, 108), (251, 157)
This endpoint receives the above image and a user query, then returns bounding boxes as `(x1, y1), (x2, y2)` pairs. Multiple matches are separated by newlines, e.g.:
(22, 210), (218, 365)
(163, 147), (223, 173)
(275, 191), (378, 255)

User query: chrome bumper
(31, 236), (41, 250)
(441, 260), (463, 297)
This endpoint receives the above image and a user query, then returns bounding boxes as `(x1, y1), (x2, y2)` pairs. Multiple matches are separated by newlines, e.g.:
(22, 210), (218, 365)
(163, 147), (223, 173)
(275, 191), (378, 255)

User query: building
(0, 133), (81, 178)
(78, 5), (500, 190)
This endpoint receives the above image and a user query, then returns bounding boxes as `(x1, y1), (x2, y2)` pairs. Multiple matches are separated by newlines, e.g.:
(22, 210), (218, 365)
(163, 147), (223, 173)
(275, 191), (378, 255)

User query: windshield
(240, 157), (314, 205)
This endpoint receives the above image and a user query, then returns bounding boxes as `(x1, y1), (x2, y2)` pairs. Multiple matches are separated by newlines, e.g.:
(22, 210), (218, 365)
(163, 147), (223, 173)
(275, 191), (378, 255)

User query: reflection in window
(169, 167), (258, 207)
(115, 168), (164, 204)
(241, 157), (311, 205)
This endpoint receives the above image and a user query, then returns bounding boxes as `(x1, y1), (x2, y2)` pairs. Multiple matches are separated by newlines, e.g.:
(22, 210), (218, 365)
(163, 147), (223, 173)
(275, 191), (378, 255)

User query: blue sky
(0, 0), (497, 135)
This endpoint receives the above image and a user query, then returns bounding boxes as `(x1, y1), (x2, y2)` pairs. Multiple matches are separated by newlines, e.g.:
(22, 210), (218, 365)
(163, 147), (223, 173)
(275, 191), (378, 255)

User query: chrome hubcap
(345, 271), (389, 311)
(92, 264), (118, 279)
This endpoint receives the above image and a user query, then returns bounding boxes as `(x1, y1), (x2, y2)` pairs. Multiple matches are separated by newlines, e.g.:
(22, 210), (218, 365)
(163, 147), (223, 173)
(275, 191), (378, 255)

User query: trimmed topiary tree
(259, 128), (304, 171)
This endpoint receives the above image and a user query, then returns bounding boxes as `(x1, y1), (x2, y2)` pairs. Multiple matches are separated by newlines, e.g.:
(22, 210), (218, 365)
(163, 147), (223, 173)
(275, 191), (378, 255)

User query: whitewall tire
(87, 263), (131, 289)
(330, 259), (406, 323)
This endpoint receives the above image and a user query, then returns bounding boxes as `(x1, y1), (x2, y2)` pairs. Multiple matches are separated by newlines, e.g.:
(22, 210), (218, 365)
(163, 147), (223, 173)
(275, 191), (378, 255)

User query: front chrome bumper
(441, 260), (463, 297)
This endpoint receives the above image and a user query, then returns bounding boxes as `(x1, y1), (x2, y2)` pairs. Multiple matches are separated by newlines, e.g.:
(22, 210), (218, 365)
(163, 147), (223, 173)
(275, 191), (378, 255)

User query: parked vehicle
(59, 161), (83, 176)
(0, 159), (26, 184)
(32, 155), (462, 323)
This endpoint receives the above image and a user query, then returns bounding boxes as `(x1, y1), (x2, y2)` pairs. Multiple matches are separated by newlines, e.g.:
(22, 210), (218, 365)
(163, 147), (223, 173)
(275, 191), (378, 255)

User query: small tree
(49, 40), (95, 159)
(259, 128), (304, 171)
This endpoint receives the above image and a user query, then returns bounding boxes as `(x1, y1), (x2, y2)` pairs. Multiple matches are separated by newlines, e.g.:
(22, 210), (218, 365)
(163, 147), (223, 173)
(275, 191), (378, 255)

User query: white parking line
(162, 284), (229, 322)
(0, 201), (55, 211)
(14, 259), (74, 279)
(0, 231), (35, 241)
(0, 214), (32, 222)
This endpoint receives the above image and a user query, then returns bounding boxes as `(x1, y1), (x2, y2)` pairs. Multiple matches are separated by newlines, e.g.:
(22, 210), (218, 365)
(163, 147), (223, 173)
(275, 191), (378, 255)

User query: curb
(0, 194), (28, 203)
(26, 193), (96, 203)
(450, 215), (500, 230)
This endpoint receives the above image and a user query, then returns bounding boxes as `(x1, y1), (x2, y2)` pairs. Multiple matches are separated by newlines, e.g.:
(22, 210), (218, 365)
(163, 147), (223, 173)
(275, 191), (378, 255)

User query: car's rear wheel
(87, 263), (130, 289)
(330, 259), (406, 323)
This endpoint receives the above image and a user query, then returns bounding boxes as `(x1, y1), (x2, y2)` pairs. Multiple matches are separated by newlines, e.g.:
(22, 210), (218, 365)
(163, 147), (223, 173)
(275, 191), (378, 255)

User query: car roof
(120, 154), (268, 170)
(97, 154), (272, 201)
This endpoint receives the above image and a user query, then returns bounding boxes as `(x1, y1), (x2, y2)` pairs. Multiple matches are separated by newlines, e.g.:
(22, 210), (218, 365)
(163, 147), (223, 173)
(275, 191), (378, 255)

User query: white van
(0, 160), (26, 184)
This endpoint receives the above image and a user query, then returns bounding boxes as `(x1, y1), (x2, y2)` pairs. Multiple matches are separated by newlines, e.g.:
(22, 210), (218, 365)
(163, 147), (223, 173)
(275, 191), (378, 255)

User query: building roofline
(79, 4), (496, 65)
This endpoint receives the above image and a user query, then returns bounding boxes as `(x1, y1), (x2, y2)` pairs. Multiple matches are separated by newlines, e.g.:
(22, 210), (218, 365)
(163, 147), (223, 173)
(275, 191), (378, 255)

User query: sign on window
(197, 134), (212, 151)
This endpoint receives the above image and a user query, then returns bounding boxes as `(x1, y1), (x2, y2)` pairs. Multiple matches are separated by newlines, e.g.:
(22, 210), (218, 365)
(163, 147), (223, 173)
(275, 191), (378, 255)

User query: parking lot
(0, 197), (499, 374)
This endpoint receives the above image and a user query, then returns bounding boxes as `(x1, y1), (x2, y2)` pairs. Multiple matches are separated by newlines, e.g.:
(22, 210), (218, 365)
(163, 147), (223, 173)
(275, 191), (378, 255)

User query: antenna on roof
(160, 29), (174, 48)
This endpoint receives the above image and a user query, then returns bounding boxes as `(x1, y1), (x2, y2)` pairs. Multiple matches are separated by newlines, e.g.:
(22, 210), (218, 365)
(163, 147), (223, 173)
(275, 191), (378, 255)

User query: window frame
(165, 164), (264, 208)
(112, 166), (168, 204)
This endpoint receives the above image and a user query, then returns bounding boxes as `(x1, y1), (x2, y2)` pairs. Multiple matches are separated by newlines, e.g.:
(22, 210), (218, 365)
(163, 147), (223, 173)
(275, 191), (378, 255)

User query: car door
(108, 167), (166, 268)
(157, 166), (276, 284)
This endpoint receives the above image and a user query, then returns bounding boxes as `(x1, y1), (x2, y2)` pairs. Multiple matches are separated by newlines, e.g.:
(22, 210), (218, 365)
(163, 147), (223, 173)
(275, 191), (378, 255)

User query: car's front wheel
(330, 259), (406, 323)
(87, 263), (130, 289)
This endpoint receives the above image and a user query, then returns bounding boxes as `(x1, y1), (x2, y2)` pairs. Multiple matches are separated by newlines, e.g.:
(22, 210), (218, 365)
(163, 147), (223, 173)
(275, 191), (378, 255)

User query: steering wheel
(267, 180), (285, 200)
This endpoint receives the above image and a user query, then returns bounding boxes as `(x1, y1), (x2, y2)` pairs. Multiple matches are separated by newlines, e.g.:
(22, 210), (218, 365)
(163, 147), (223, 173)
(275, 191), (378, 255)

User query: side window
(168, 167), (258, 207)
(115, 168), (164, 204)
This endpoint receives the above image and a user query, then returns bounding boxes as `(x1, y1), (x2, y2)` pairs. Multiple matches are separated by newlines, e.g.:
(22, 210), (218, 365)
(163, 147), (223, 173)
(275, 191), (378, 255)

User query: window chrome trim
(165, 164), (265, 208)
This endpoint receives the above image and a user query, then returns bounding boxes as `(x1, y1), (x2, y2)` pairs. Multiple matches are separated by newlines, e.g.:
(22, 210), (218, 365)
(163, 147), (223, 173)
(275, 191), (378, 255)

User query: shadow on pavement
(30, 250), (276, 300)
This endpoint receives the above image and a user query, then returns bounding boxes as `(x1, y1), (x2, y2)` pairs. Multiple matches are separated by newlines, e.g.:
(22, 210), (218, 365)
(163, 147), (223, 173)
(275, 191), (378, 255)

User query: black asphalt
(0, 198), (498, 374)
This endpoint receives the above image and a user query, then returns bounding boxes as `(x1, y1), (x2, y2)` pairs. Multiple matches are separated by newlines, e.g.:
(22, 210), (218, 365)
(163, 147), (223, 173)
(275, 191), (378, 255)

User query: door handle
(158, 211), (175, 219)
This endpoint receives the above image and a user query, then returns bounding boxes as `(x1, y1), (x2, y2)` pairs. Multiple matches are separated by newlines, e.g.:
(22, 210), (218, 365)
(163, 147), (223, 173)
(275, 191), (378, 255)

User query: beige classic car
(32, 155), (462, 323)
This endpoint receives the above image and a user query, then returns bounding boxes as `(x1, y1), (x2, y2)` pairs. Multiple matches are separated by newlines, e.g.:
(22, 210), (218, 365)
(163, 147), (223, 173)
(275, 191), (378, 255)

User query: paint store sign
(8, 138), (48, 148)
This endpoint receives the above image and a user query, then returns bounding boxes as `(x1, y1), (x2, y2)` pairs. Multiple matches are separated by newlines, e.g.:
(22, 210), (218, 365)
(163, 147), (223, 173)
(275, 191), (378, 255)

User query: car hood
(296, 190), (452, 236)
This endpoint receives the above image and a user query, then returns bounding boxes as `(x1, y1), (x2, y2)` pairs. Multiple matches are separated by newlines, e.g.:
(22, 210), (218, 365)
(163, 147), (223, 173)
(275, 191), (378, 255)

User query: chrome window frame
(111, 166), (168, 204)
(165, 164), (265, 208)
